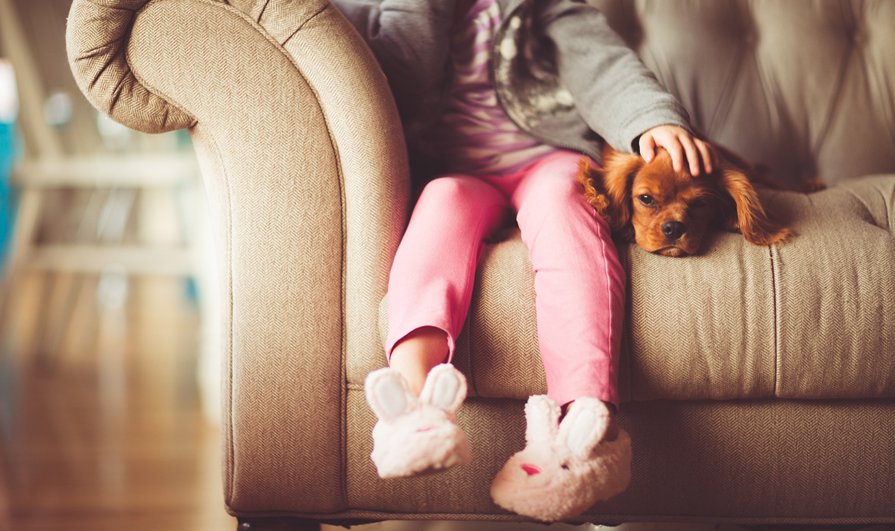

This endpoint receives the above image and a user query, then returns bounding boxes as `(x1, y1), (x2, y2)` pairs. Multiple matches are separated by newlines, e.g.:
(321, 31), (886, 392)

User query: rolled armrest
(67, 0), (409, 516)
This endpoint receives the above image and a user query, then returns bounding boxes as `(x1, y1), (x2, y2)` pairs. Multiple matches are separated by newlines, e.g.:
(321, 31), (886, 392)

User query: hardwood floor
(0, 274), (236, 531)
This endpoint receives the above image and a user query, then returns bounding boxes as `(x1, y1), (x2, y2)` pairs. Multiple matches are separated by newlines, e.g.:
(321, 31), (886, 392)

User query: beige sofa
(66, 0), (895, 528)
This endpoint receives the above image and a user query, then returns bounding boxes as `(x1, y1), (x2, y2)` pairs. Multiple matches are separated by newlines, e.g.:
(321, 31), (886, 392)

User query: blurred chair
(0, 0), (219, 421)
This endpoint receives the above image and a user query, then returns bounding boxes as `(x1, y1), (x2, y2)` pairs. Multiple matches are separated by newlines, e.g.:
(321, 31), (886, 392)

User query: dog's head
(578, 146), (792, 257)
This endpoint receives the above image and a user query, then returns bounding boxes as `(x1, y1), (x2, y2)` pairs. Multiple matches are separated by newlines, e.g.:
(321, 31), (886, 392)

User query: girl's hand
(638, 125), (713, 176)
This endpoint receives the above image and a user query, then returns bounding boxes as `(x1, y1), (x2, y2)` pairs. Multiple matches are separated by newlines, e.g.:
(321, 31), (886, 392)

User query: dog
(578, 145), (799, 257)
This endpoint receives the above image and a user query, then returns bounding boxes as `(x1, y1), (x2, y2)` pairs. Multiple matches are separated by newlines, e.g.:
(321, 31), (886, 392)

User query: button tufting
(601, 0), (894, 185)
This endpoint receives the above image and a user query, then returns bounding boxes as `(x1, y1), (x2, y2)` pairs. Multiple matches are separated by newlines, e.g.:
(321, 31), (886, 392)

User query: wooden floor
(0, 274), (236, 531)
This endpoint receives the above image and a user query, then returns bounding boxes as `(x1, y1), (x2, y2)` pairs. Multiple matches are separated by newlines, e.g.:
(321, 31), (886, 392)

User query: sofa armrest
(67, 0), (409, 516)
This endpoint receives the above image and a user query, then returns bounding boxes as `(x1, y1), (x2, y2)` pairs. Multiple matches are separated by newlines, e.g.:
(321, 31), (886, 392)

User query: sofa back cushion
(591, 0), (895, 186)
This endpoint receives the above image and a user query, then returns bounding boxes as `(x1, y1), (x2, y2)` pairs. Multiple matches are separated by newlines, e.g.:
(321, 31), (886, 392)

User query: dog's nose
(662, 221), (686, 241)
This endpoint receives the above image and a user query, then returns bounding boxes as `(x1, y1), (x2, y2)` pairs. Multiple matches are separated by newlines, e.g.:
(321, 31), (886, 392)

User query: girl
(333, 0), (712, 520)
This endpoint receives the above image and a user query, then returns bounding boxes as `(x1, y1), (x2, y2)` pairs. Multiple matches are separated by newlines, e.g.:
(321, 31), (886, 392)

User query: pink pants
(386, 151), (625, 407)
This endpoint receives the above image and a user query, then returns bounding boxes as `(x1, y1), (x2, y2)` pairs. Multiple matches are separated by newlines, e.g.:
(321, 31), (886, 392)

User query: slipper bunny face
(490, 396), (632, 521)
(365, 365), (471, 478)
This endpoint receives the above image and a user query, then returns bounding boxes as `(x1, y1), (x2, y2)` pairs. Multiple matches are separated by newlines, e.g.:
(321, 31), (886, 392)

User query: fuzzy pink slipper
(490, 395), (631, 521)
(365, 364), (471, 478)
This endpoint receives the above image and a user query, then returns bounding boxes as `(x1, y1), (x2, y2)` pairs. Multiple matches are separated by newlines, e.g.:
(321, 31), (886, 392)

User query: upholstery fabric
(65, 0), (895, 525)
(127, 0), (346, 513)
(65, 0), (196, 133)
(592, 0), (895, 187)
(346, 390), (895, 524)
(775, 176), (895, 398)
(68, 0), (408, 515)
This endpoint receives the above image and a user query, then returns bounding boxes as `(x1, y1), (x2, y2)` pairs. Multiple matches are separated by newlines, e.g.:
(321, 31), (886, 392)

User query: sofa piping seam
(204, 129), (236, 506)
(82, 0), (142, 12)
(281, 2), (328, 48)
(770, 244), (779, 397)
(256, 0), (270, 24)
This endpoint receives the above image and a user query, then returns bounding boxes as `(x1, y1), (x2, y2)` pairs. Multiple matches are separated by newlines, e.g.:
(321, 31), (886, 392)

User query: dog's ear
(719, 168), (793, 246)
(577, 147), (642, 235)
(601, 147), (644, 235)
(577, 158), (612, 219)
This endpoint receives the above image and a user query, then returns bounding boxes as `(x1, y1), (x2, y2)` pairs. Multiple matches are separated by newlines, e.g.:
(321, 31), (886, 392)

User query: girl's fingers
(664, 136), (684, 172)
(639, 133), (657, 163)
(679, 135), (701, 176)
(640, 126), (714, 176)
(695, 139), (713, 174)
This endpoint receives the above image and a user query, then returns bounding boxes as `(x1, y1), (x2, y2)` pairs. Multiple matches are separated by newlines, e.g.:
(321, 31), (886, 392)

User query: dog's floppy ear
(719, 168), (793, 246)
(577, 146), (643, 236)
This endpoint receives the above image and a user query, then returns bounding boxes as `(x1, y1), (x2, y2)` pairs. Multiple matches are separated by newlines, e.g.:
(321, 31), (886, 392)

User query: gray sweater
(331, 0), (690, 168)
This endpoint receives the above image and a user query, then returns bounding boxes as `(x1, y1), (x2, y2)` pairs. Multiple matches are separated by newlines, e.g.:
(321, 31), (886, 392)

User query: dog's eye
(638, 194), (656, 207)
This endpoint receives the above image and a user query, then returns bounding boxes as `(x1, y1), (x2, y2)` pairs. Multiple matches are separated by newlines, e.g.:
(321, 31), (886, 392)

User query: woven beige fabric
(228, 0), (328, 44)
(66, 0), (196, 133)
(125, 0), (344, 513)
(66, 0), (406, 514)
(280, 5), (410, 392)
(347, 389), (895, 523)
(775, 177), (895, 398)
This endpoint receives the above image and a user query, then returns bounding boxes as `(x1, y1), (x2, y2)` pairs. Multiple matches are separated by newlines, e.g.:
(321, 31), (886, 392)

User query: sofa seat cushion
(367, 176), (895, 402)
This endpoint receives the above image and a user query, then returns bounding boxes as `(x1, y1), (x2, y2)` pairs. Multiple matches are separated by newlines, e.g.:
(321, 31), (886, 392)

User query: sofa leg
(237, 518), (321, 531)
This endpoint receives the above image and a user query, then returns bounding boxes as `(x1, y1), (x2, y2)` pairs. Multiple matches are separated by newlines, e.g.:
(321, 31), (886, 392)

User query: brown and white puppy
(578, 146), (794, 257)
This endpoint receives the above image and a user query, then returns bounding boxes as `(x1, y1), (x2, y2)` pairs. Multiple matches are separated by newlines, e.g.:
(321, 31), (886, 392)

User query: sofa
(65, 0), (895, 528)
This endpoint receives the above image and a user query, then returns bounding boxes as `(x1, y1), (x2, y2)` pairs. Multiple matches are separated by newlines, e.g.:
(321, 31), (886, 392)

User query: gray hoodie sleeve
(541, 0), (691, 152)
(329, 0), (456, 121)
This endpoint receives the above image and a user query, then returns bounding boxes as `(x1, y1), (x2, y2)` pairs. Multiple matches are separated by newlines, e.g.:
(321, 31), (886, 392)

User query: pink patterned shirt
(430, 0), (557, 176)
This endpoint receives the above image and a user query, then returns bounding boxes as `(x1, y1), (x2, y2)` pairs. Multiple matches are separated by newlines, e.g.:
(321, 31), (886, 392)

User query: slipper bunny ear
(556, 397), (611, 459)
(365, 368), (417, 422)
(524, 395), (561, 447)
(419, 364), (467, 415)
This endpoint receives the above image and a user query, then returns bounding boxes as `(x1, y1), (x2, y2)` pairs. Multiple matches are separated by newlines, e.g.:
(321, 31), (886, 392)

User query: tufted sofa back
(591, 0), (895, 186)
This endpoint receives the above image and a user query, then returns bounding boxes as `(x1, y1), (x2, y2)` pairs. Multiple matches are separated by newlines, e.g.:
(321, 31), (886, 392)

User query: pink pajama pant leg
(385, 176), (508, 359)
(386, 151), (625, 408)
(498, 152), (626, 407)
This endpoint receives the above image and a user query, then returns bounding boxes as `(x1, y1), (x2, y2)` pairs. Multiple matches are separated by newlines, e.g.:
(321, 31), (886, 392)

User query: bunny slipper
(490, 395), (631, 522)
(365, 363), (471, 478)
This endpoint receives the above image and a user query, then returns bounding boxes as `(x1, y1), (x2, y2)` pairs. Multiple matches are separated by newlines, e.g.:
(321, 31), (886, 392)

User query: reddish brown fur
(577, 146), (795, 257)
(718, 168), (794, 247)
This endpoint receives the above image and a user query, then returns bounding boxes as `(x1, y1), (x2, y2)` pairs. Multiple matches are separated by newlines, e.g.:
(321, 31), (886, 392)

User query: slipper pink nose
(521, 464), (541, 476)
